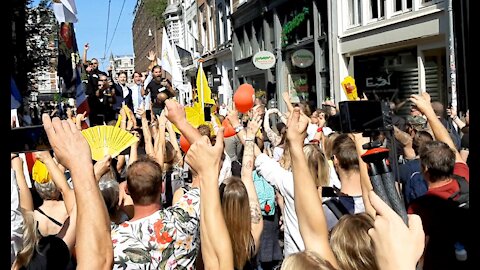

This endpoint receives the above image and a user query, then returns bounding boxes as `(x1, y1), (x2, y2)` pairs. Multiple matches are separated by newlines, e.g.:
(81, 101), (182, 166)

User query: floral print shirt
(112, 188), (200, 269)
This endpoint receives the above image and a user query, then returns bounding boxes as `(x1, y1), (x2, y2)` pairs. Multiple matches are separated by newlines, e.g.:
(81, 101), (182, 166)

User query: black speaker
(339, 101), (392, 133)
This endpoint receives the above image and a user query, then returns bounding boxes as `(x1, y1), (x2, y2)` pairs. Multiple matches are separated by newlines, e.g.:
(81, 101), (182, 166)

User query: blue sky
(32, 0), (137, 71)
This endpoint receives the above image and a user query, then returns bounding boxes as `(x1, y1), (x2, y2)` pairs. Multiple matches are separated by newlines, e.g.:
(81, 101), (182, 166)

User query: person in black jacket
(112, 71), (134, 114)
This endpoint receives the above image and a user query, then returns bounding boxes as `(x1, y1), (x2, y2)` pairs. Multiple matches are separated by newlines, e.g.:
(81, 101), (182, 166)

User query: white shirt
(11, 169), (23, 265)
(129, 83), (143, 112)
(120, 84), (129, 98)
(255, 153), (304, 256)
(305, 123), (318, 144)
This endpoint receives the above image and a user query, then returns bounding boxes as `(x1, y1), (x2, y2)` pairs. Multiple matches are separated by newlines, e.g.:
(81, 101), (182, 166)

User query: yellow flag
(196, 63), (215, 105)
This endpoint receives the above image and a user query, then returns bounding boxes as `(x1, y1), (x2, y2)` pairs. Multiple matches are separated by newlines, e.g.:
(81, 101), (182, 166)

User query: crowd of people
(10, 47), (472, 270)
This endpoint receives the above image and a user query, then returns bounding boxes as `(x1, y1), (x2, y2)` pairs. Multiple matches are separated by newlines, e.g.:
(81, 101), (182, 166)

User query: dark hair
(127, 156), (163, 205)
(118, 71), (128, 78)
(419, 141), (455, 182)
(412, 130), (433, 155)
(133, 71), (143, 79)
(151, 65), (162, 73)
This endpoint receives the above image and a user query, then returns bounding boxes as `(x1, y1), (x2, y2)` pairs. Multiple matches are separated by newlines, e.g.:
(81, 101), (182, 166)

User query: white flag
(53, 0), (78, 23)
(161, 28), (183, 88)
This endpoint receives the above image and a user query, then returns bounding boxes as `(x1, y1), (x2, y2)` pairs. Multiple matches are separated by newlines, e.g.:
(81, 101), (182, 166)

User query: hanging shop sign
(291, 49), (314, 68)
(252, 51), (276, 70)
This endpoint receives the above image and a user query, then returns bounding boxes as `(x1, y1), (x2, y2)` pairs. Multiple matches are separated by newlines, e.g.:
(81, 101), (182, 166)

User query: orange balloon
(234, 83), (255, 113)
(179, 134), (190, 153)
(222, 119), (236, 138)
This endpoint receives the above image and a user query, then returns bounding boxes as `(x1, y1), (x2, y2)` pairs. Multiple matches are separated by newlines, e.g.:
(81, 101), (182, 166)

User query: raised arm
(128, 130), (141, 165)
(153, 113), (167, 166)
(146, 50), (157, 73)
(165, 100), (202, 145)
(287, 108), (338, 268)
(242, 115), (264, 254)
(34, 151), (75, 214)
(393, 126), (415, 160)
(82, 43), (89, 65)
(410, 93), (464, 164)
(185, 129), (234, 270)
(166, 120), (183, 166)
(140, 108), (155, 156)
(446, 107), (466, 130)
(11, 155), (33, 211)
(227, 109), (262, 157)
(263, 108), (282, 147)
(351, 133), (375, 218)
(42, 114), (112, 270)
(282, 91), (295, 113)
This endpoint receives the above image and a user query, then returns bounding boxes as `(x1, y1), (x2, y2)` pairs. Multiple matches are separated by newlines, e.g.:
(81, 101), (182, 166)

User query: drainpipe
(447, 0), (457, 109)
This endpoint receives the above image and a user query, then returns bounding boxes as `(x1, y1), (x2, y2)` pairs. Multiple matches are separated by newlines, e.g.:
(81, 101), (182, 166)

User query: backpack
(323, 198), (350, 220)
(448, 174), (469, 209)
(253, 171), (276, 216)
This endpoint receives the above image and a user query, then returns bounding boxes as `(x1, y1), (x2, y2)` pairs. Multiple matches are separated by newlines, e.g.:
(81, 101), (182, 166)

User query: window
(370, 0), (385, 19)
(394, 0), (413, 13)
(218, 4), (225, 44)
(348, 0), (361, 26)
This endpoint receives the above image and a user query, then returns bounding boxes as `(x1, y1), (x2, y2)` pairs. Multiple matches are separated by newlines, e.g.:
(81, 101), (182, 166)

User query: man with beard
(143, 65), (176, 116)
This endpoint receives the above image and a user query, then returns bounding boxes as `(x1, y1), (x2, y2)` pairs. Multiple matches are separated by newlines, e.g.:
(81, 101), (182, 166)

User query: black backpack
(323, 198), (350, 220)
(448, 174), (469, 209)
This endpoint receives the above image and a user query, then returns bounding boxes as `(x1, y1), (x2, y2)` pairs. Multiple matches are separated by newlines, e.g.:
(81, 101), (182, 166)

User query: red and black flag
(57, 22), (89, 128)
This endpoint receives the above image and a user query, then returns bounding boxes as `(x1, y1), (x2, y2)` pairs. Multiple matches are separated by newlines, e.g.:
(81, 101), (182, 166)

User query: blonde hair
(13, 209), (40, 268)
(34, 180), (61, 201)
(330, 213), (378, 270)
(221, 177), (254, 269)
(303, 144), (330, 187)
(279, 142), (291, 170)
(323, 132), (339, 160)
(281, 250), (336, 270)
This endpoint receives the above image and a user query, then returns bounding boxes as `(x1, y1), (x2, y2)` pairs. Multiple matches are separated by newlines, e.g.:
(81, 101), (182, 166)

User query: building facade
(164, 0), (185, 47)
(329, 0), (467, 114)
(109, 54), (135, 84)
(231, 0), (329, 112)
(132, 0), (163, 73)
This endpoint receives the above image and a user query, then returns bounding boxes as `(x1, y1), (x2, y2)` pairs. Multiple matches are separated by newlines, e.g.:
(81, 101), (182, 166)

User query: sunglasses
(91, 62), (98, 64)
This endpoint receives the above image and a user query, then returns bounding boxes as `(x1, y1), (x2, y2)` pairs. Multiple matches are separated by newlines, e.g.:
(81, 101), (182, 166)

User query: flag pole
(199, 60), (204, 113)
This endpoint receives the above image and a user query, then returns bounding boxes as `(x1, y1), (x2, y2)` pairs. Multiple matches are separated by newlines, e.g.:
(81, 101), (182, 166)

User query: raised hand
(286, 107), (309, 146)
(93, 155), (112, 181)
(247, 111), (262, 136)
(42, 114), (92, 170)
(34, 151), (52, 163)
(368, 191), (425, 270)
(147, 50), (156, 62)
(185, 128), (225, 176)
(409, 93), (433, 115)
(226, 108), (240, 128)
(84, 43), (89, 50)
(164, 99), (186, 125)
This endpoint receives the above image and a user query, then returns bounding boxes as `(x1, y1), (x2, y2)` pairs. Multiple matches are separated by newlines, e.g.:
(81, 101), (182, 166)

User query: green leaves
(144, 0), (168, 27)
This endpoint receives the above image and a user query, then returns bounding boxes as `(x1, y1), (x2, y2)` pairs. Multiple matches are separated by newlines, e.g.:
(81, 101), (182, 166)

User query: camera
(339, 100), (392, 134)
